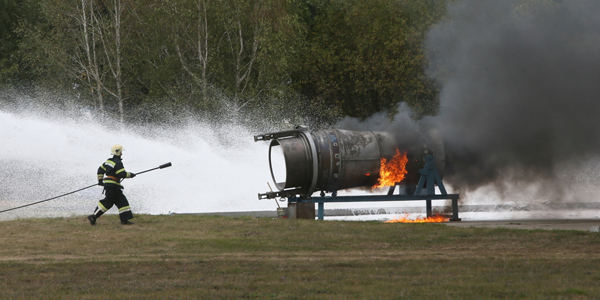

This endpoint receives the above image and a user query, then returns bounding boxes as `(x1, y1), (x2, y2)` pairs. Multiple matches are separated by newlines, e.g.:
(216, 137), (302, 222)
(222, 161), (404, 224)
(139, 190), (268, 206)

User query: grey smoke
(339, 0), (600, 198)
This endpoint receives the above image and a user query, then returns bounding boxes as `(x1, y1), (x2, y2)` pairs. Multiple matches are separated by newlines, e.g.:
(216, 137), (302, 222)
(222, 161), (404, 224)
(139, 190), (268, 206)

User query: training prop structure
(254, 126), (460, 220)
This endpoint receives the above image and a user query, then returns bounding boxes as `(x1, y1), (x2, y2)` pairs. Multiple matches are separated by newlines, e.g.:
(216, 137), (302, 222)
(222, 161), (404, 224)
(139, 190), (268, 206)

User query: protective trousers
(91, 187), (133, 222)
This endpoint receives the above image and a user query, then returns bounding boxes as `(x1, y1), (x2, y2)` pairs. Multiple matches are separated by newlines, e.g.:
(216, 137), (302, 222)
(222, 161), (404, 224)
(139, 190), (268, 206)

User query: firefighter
(88, 144), (136, 225)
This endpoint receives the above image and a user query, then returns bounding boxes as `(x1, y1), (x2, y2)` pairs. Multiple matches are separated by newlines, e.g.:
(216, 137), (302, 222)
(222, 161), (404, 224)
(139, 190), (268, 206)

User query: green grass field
(0, 214), (599, 299)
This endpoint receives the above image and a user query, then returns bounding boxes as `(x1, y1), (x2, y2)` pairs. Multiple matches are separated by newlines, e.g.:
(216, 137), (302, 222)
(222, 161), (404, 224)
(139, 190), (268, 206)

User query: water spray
(0, 162), (173, 214)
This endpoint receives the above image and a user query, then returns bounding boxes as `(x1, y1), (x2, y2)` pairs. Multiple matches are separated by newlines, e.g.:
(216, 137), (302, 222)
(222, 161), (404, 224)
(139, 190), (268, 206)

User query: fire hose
(0, 162), (172, 214)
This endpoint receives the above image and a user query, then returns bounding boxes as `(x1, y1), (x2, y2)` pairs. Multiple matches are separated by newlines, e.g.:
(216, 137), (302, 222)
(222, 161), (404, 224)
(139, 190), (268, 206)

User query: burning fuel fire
(385, 213), (449, 223)
(372, 148), (408, 190)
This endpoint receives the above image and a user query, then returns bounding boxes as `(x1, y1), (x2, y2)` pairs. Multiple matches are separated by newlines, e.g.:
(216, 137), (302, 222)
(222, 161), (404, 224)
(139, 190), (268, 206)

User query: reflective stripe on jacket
(97, 155), (132, 188)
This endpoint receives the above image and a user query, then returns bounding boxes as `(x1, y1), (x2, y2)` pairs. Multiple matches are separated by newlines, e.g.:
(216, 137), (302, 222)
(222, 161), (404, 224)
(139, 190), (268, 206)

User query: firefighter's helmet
(111, 144), (124, 156)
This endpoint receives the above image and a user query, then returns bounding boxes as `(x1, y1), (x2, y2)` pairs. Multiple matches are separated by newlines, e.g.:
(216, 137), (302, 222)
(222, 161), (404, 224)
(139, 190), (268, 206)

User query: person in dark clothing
(88, 144), (136, 225)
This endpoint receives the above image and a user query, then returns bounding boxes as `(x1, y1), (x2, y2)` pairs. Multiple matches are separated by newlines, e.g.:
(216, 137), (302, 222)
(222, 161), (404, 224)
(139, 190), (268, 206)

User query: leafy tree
(291, 0), (448, 119)
(0, 0), (41, 84)
(17, 0), (137, 120)
(50, 0), (107, 113)
(130, 0), (303, 122)
(3, 0), (456, 125)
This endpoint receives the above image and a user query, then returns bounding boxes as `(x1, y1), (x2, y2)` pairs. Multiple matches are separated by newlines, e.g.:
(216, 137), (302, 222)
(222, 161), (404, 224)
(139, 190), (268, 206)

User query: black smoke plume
(339, 0), (600, 200)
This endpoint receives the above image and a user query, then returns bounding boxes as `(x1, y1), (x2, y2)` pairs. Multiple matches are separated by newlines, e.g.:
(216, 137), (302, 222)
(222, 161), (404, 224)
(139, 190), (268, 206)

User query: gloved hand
(130, 172), (136, 178)
(98, 179), (104, 186)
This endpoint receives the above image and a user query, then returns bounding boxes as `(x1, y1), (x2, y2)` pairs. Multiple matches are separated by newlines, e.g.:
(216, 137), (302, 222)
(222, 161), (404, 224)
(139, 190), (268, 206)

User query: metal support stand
(287, 154), (461, 221)
(426, 200), (433, 218)
(418, 154), (461, 221)
(318, 202), (324, 220)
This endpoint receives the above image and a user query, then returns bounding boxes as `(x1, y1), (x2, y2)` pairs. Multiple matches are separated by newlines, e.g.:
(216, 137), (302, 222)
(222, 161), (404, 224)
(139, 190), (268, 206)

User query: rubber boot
(87, 215), (97, 225)
(88, 207), (105, 226)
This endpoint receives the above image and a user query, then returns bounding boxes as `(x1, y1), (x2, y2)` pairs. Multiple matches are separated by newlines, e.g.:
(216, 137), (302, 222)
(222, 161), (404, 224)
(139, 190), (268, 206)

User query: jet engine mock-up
(254, 125), (445, 199)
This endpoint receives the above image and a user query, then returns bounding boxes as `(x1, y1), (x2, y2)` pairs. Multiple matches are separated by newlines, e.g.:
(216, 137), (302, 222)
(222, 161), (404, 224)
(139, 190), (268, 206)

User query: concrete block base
(287, 202), (315, 219)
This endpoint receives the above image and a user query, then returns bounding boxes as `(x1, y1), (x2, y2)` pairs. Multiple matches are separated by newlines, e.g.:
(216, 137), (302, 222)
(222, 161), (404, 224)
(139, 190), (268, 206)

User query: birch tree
(33, 0), (106, 112)
(97, 0), (129, 123)
(67, 0), (105, 113)
(222, 0), (264, 108)
(173, 0), (214, 106)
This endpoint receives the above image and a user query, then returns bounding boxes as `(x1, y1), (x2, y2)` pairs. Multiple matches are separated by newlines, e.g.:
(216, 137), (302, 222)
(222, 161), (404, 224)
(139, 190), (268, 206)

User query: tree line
(1, 0), (449, 125)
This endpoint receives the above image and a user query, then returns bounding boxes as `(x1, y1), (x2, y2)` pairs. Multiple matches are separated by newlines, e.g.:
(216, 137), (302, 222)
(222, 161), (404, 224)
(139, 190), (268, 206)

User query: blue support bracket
(318, 202), (324, 220)
(288, 154), (461, 221)
(414, 153), (450, 218)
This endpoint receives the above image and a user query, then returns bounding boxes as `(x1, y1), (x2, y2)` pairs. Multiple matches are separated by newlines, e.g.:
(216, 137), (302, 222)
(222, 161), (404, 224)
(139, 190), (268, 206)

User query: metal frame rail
(289, 153), (461, 221)
(289, 194), (461, 221)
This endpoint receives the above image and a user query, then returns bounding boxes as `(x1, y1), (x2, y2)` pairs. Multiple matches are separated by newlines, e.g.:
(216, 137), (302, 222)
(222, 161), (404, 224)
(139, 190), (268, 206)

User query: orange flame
(385, 213), (449, 223)
(372, 148), (408, 190)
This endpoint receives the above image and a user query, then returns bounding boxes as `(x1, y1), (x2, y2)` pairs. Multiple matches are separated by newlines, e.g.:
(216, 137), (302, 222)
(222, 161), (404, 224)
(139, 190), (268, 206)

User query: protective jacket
(97, 155), (133, 189)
